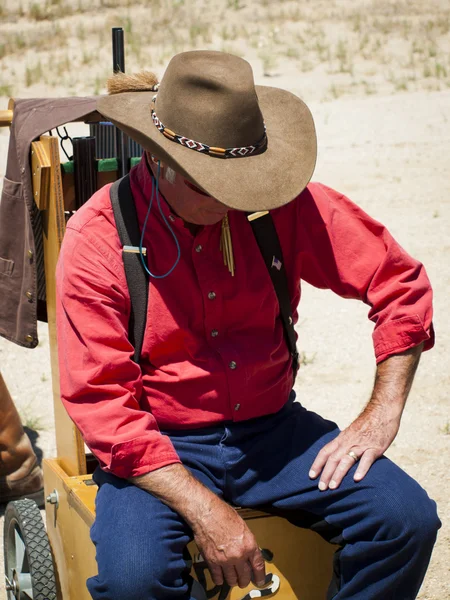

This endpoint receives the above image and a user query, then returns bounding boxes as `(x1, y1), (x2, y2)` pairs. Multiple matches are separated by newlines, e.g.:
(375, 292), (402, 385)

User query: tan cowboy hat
(97, 50), (317, 212)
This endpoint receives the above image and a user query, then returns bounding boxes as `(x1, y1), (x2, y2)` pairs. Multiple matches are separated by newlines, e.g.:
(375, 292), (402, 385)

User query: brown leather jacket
(0, 97), (97, 348)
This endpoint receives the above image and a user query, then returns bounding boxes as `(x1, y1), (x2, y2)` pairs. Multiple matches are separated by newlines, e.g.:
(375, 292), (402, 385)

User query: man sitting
(56, 50), (440, 599)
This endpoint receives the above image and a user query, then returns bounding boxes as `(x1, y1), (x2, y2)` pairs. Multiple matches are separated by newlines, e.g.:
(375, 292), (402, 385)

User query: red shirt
(56, 158), (434, 478)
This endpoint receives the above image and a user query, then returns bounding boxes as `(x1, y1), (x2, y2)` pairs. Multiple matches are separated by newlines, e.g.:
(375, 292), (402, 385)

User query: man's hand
(190, 497), (266, 589)
(309, 411), (400, 490)
(130, 464), (266, 589)
(309, 343), (423, 491)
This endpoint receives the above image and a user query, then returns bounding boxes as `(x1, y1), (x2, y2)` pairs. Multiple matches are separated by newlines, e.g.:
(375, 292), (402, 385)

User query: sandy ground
(0, 1), (449, 598)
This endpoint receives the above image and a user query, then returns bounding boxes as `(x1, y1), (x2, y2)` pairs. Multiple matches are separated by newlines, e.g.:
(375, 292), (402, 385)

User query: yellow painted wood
(39, 135), (86, 477)
(43, 458), (73, 600)
(188, 516), (336, 599)
(62, 474), (96, 526)
(0, 109), (13, 127)
(31, 141), (51, 210)
(44, 459), (97, 600)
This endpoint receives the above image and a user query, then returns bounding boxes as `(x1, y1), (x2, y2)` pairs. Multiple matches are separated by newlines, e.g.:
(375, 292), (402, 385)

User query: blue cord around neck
(139, 161), (181, 279)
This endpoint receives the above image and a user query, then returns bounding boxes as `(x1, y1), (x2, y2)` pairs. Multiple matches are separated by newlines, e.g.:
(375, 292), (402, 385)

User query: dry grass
(0, 0), (449, 100)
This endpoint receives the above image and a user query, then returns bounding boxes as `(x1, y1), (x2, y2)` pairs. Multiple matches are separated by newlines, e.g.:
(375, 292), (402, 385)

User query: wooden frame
(2, 107), (337, 599)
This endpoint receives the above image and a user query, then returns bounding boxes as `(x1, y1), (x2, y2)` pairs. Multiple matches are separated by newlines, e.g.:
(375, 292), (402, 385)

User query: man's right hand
(129, 463), (266, 589)
(190, 491), (266, 589)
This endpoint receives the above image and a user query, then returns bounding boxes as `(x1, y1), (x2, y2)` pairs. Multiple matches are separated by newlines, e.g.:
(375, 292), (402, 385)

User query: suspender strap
(248, 212), (299, 379)
(110, 175), (149, 363)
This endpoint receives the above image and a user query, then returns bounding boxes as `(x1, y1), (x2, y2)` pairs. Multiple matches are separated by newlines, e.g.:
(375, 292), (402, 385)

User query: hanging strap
(248, 211), (299, 380)
(110, 175), (149, 363)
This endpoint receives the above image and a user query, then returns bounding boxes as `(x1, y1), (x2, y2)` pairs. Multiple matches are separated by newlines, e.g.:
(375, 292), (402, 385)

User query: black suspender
(109, 175), (298, 380)
(247, 212), (299, 379)
(110, 176), (149, 363)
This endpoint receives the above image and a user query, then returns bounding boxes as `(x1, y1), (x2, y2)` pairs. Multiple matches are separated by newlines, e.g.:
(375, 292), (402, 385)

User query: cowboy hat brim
(97, 85), (317, 212)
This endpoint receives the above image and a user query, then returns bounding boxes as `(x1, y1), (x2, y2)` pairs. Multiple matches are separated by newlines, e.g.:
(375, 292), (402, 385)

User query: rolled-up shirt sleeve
(56, 221), (181, 479)
(298, 183), (434, 363)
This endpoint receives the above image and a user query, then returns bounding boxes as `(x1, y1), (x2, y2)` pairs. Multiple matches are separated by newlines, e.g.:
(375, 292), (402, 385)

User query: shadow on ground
(24, 426), (44, 467)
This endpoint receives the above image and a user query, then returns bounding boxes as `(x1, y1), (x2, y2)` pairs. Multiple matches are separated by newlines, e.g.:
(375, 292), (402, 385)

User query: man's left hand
(309, 412), (400, 491)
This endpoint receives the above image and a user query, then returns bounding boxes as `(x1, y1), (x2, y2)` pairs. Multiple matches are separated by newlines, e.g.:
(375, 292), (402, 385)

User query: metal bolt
(46, 489), (59, 508)
(5, 575), (15, 592)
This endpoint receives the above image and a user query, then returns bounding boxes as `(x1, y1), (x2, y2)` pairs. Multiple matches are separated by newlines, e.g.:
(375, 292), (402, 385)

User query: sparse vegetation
(25, 61), (44, 87)
(440, 421), (450, 435)
(18, 406), (46, 432)
(299, 351), (317, 367)
(0, 82), (13, 96)
(0, 1), (448, 99)
(258, 48), (278, 76)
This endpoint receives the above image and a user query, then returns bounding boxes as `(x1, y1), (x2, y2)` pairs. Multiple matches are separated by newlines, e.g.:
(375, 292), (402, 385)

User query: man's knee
(400, 490), (440, 545)
(88, 470), (192, 599)
(372, 473), (440, 547)
(87, 568), (150, 600)
(87, 552), (187, 600)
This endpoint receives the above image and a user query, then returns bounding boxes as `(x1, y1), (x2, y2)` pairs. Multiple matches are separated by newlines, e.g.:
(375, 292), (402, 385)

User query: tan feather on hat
(97, 50), (317, 212)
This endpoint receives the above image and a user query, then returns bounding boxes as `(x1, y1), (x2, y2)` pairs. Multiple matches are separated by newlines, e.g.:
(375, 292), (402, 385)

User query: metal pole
(112, 27), (129, 176)
(112, 27), (125, 74)
(73, 137), (97, 207)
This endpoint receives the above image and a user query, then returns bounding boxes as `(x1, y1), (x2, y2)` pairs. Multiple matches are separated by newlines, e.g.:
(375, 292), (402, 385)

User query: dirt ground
(0, 1), (449, 598)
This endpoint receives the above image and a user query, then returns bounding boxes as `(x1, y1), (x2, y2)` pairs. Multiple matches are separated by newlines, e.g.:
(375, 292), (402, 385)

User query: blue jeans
(86, 396), (440, 599)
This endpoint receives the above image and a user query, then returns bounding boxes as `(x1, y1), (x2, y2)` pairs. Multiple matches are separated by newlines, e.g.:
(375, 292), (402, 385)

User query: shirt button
(195, 244), (203, 253)
(25, 291), (33, 302)
(234, 403), (241, 411)
(25, 334), (34, 343)
(28, 250), (33, 259)
(168, 215), (176, 222)
(208, 291), (216, 300)
(229, 361), (237, 370)
(211, 329), (219, 337)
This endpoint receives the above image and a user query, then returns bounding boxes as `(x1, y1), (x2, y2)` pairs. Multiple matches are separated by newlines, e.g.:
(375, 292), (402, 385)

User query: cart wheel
(3, 498), (57, 600)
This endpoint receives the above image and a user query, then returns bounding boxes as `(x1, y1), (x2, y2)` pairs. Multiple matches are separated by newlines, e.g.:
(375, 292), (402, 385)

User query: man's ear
(146, 150), (161, 165)
(145, 151), (173, 181)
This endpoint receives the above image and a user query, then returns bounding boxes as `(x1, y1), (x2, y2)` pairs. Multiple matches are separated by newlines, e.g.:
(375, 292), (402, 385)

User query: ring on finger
(347, 451), (359, 462)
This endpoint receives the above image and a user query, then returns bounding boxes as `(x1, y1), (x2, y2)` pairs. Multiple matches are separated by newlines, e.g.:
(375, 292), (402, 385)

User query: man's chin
(197, 213), (228, 226)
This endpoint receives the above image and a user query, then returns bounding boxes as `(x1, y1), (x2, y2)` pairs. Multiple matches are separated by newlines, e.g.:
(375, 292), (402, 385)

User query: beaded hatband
(151, 94), (266, 158)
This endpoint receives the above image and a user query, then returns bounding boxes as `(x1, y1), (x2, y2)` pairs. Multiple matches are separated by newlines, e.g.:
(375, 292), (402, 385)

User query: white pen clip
(123, 245), (147, 256)
(247, 211), (269, 222)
